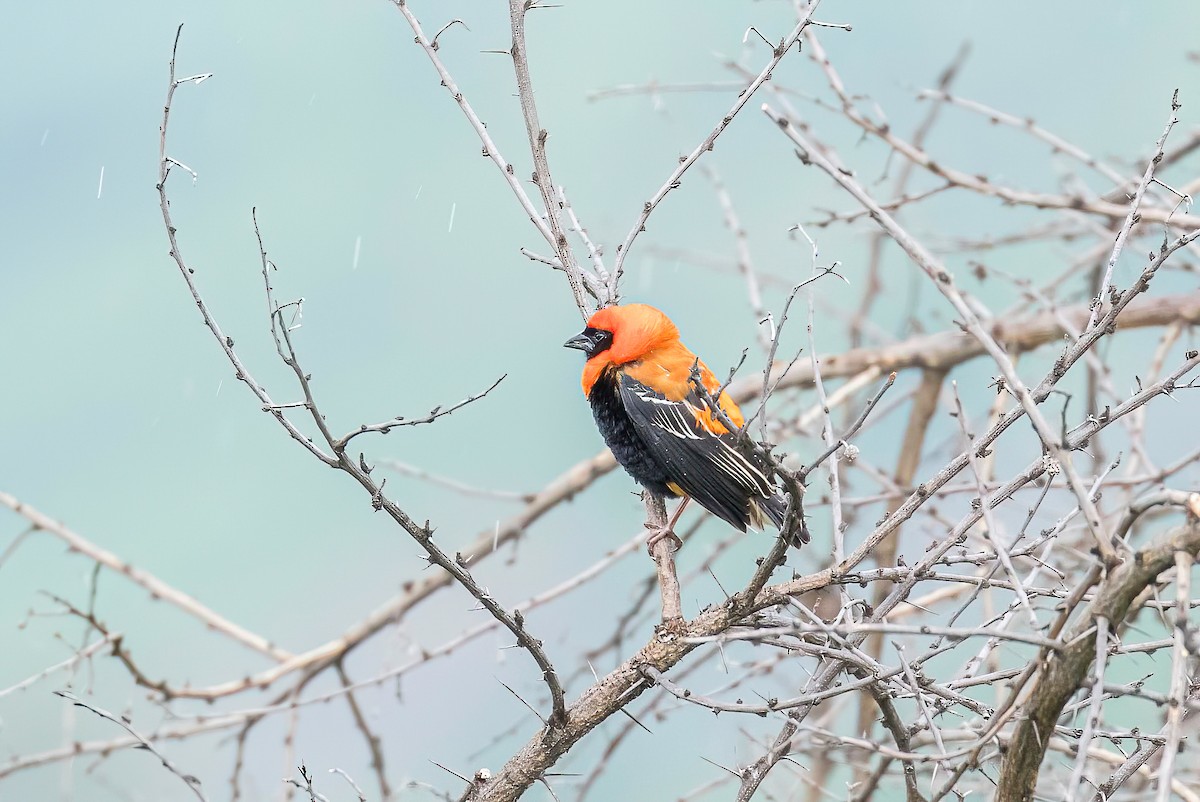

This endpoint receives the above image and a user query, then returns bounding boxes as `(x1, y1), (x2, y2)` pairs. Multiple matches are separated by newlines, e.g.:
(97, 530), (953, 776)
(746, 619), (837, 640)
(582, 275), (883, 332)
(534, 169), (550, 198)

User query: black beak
(563, 327), (612, 357)
(563, 332), (593, 351)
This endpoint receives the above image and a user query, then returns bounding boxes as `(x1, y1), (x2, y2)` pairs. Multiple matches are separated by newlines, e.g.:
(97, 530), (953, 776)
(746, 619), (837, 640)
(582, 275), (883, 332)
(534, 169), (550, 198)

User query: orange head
(564, 304), (681, 394)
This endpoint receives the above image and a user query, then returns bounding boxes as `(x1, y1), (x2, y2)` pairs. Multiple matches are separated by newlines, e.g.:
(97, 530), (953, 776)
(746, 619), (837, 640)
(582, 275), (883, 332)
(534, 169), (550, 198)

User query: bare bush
(3, 3), (1199, 801)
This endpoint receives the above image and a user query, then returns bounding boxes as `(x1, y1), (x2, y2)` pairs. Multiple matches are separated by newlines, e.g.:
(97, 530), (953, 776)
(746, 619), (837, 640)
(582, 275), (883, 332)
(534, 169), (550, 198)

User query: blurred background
(2, 1), (1198, 799)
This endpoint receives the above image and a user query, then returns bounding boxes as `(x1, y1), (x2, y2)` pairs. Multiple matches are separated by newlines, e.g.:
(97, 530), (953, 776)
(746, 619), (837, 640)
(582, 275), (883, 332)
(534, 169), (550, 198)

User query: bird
(564, 303), (802, 550)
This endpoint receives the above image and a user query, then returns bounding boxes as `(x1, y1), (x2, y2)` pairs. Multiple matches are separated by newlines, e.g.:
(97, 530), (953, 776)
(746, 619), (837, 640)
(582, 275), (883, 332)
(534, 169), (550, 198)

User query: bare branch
(156, 27), (568, 730)
(1156, 549), (1194, 802)
(156, 26), (337, 468)
(335, 374), (506, 450)
(1087, 90), (1183, 329)
(0, 636), (116, 699)
(387, 2), (556, 250)
(0, 492), (291, 661)
(996, 519), (1200, 800)
(768, 103), (1126, 563)
(646, 494), (683, 623)
(507, 0), (594, 315)
(607, 2), (824, 297)
(55, 691), (208, 801)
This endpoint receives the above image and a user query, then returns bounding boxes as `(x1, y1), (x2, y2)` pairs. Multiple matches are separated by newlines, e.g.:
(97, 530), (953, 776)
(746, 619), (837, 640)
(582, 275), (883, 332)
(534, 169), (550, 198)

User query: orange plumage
(565, 304), (791, 537)
(580, 305), (744, 429)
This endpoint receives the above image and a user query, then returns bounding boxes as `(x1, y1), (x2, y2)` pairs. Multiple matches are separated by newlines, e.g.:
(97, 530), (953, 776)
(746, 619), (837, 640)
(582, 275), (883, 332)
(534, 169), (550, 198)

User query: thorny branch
(767, 102), (1125, 563)
(54, 691), (208, 801)
(156, 25), (568, 728)
(607, 1), (827, 298)
(996, 518), (1200, 801)
(507, 0), (592, 316)
(5, 6), (1200, 802)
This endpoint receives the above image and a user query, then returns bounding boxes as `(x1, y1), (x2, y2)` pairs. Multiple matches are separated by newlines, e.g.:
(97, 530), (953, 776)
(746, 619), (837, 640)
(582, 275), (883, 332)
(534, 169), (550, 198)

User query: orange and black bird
(565, 303), (797, 548)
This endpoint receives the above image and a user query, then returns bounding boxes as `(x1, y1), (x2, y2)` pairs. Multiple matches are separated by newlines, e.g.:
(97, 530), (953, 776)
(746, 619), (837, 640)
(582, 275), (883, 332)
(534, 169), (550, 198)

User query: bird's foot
(645, 523), (683, 553)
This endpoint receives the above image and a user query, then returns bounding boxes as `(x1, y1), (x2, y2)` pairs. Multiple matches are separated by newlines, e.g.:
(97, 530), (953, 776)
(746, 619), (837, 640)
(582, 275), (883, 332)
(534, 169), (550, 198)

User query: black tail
(756, 493), (808, 548)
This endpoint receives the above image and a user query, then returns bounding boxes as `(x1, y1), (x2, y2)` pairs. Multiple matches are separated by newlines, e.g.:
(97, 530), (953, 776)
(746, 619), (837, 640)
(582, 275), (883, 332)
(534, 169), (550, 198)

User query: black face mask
(563, 327), (614, 358)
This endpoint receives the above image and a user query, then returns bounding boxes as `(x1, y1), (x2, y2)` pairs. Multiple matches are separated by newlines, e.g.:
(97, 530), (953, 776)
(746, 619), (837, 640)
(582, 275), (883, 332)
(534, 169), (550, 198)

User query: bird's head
(563, 304), (680, 364)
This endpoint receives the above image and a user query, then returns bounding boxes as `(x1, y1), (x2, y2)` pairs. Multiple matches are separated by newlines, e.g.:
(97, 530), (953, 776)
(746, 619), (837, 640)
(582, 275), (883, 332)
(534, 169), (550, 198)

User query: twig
(1156, 549), (1193, 802)
(329, 768), (368, 802)
(377, 460), (532, 501)
(851, 40), (969, 350)
(798, 36), (1200, 231)
(1113, 489), (1200, 542)
(735, 714), (799, 801)
(1090, 724), (1170, 801)
(691, 622), (1064, 651)
(854, 365), (945, 757)
(607, 2), (823, 298)
(646, 494), (683, 623)
(1064, 616), (1109, 802)
(336, 374), (506, 449)
(334, 663), (390, 800)
(950, 382), (1039, 628)
(156, 26), (567, 729)
(795, 222), (850, 583)
(507, 0), (593, 315)
(894, 641), (948, 778)
(703, 165), (769, 348)
(0, 636), (116, 698)
(799, 371), (897, 479)
(55, 691), (208, 801)
(916, 88), (1130, 190)
(150, 450), (618, 701)
(1087, 91), (1182, 330)
(558, 184), (608, 280)
(387, 2), (557, 252)
(0, 492), (290, 662)
(753, 292), (1198, 398)
(769, 103), (1119, 564)
(157, 25), (337, 468)
(286, 764), (331, 802)
(995, 520), (1200, 800)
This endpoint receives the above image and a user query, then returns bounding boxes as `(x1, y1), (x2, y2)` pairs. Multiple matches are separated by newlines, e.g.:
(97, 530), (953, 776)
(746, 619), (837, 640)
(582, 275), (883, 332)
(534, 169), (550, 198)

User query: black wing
(616, 373), (785, 532)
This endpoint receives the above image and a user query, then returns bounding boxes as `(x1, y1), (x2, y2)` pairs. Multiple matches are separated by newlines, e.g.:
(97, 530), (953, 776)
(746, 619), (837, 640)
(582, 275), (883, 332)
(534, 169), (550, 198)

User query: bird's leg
(645, 497), (689, 553)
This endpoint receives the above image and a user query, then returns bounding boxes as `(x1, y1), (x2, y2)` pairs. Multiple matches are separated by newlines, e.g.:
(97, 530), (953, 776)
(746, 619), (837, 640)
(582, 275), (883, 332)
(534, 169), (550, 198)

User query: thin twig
(1087, 91), (1183, 330)
(769, 103), (1120, 564)
(608, 3), (823, 297)
(507, 0), (593, 315)
(1156, 549), (1193, 802)
(55, 691), (208, 801)
(0, 492), (291, 662)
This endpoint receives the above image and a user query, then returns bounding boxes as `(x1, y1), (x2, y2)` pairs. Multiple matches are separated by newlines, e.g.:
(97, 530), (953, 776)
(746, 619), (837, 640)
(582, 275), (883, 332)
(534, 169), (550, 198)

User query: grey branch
(55, 691), (208, 801)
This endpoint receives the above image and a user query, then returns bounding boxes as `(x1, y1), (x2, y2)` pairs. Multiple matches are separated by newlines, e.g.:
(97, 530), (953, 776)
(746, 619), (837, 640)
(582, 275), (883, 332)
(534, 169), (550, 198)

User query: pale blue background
(2, 2), (1198, 800)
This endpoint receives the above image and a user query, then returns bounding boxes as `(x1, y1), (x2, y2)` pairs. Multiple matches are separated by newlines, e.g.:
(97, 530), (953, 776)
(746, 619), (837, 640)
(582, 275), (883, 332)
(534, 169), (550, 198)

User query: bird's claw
(645, 524), (683, 553)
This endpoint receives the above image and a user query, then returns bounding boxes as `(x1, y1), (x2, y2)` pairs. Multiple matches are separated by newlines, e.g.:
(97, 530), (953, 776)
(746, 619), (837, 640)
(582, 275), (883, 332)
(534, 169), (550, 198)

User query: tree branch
(0, 491), (291, 662)
(996, 518), (1200, 800)
(607, 2), (823, 297)
(507, 0), (593, 316)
